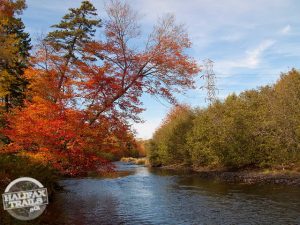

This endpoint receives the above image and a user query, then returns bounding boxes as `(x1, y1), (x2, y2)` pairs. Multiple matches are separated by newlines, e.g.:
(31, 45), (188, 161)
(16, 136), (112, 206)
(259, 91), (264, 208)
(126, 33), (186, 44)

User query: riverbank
(0, 154), (62, 224)
(157, 164), (300, 186)
(120, 157), (149, 165)
(120, 157), (300, 186)
(0, 154), (61, 194)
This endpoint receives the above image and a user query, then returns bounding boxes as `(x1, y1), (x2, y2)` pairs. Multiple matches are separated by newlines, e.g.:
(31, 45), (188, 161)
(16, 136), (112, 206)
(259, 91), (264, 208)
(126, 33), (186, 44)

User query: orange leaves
(3, 97), (111, 175)
(2, 90), (130, 175)
(0, 0), (26, 18)
(2, 0), (201, 176)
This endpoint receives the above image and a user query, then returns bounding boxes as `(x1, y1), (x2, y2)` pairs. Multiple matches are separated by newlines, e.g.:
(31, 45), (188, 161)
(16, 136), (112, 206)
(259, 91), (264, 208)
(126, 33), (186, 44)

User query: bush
(148, 105), (194, 166)
(148, 69), (300, 170)
(0, 153), (59, 193)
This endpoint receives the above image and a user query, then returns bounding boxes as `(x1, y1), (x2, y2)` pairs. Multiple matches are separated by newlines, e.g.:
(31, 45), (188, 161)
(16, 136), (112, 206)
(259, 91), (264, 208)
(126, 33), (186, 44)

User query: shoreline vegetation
(147, 70), (300, 186)
(1, 0), (198, 178)
(120, 157), (149, 165)
(160, 164), (300, 186)
(120, 157), (300, 186)
(0, 0), (299, 211)
(0, 154), (61, 224)
(0, 154), (61, 194)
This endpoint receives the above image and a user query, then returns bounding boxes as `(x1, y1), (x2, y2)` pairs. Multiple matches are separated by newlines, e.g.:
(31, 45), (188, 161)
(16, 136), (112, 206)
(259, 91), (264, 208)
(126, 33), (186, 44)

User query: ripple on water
(39, 163), (300, 225)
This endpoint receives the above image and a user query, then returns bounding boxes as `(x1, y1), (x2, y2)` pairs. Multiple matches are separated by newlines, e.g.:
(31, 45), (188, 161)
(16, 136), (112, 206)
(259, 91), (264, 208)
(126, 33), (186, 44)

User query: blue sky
(21, 0), (300, 139)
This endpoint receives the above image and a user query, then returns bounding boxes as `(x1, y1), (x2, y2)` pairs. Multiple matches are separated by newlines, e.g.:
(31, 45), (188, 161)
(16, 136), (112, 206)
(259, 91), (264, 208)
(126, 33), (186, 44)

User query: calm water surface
(26, 162), (300, 224)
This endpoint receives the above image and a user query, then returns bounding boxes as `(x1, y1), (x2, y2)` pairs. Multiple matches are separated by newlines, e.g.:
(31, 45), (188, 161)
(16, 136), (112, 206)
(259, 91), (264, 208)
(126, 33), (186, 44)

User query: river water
(6, 162), (300, 225)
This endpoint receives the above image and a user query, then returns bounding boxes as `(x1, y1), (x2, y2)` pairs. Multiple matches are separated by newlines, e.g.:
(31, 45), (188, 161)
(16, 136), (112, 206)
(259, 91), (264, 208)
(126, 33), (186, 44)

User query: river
(12, 162), (300, 224)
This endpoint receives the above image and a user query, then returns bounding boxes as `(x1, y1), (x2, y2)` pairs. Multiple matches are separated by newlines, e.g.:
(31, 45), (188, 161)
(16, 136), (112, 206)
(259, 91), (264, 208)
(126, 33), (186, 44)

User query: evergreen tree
(0, 0), (31, 111)
(45, 1), (101, 61)
(43, 1), (101, 103)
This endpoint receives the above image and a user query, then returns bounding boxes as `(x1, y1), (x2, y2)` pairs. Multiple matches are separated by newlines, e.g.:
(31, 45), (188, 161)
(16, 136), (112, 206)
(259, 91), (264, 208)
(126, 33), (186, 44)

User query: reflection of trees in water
(148, 167), (193, 177)
(40, 182), (125, 225)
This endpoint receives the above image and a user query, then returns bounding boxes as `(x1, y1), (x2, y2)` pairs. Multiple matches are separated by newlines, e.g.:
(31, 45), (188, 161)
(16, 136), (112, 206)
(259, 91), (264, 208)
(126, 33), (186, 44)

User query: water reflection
(2, 162), (300, 225)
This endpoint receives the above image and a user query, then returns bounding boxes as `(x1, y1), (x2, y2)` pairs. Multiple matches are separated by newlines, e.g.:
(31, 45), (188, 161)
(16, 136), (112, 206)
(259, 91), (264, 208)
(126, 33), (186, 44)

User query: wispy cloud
(216, 39), (276, 75)
(243, 40), (276, 67)
(280, 24), (291, 35)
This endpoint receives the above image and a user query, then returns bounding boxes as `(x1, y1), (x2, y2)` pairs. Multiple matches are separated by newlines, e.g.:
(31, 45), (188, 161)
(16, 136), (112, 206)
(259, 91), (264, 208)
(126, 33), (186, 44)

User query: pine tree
(0, 0), (31, 111)
(45, 1), (101, 61)
(44, 1), (101, 102)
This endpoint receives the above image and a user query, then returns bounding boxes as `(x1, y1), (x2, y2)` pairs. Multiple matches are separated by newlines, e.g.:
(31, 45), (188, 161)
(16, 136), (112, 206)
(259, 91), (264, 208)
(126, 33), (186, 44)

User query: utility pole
(201, 59), (218, 105)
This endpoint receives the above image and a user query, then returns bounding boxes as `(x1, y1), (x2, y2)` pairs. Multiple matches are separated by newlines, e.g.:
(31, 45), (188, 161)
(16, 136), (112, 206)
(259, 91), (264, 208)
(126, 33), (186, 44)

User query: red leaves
(2, 0), (200, 176)
(2, 96), (120, 175)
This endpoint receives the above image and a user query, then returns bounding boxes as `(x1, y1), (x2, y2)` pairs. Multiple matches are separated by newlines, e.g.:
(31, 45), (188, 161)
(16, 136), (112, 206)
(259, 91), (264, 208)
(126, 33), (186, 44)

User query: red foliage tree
(2, 0), (200, 175)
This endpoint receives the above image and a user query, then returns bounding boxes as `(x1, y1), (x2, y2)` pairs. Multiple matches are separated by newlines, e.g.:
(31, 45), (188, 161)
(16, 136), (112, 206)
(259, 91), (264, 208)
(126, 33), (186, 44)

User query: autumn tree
(84, 0), (199, 125)
(41, 0), (101, 105)
(149, 69), (300, 170)
(3, 0), (200, 175)
(3, 1), (113, 175)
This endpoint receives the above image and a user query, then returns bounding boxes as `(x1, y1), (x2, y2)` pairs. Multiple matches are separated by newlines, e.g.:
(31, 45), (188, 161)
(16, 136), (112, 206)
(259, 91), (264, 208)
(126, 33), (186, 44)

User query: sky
(21, 0), (300, 139)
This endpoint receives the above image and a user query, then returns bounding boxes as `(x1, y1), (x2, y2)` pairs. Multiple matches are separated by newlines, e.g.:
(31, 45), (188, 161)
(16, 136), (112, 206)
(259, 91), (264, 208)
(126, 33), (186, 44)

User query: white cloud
(244, 40), (275, 67)
(216, 39), (276, 75)
(280, 24), (291, 35)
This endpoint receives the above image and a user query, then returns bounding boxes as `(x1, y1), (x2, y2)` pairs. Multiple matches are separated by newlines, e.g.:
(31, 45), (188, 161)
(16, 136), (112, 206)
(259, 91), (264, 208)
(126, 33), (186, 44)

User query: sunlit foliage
(1, 1), (200, 175)
(149, 70), (300, 170)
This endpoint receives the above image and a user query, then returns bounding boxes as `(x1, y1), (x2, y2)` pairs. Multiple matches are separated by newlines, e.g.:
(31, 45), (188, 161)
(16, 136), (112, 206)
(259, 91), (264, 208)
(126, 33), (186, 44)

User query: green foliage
(0, 0), (31, 147)
(45, 0), (101, 61)
(148, 69), (300, 170)
(149, 105), (194, 166)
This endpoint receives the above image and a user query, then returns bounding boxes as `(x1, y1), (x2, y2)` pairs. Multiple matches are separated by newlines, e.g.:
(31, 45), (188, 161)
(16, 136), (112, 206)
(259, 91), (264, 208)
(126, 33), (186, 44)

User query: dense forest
(148, 69), (300, 170)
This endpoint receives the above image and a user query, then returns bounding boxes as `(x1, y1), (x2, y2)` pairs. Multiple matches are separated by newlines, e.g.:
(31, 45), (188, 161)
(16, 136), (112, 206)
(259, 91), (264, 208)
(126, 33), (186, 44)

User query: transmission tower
(201, 59), (218, 105)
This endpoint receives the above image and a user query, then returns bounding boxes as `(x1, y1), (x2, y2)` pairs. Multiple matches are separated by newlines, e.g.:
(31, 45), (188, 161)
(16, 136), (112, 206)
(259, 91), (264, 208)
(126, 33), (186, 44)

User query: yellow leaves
(19, 151), (54, 165)
(0, 0), (26, 18)
(0, 8), (26, 102)
(0, 70), (16, 97)
(0, 31), (18, 64)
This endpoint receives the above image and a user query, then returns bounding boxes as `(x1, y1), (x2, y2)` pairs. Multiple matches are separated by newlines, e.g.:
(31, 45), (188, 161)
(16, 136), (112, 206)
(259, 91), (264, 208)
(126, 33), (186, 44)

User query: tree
(149, 105), (194, 166)
(0, 0), (31, 111)
(82, 0), (200, 125)
(149, 69), (300, 170)
(42, 0), (101, 105)
(3, 0), (200, 175)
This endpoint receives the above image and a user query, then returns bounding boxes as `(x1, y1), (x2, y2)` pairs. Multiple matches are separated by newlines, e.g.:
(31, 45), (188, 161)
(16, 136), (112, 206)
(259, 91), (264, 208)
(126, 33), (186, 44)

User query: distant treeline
(148, 69), (300, 170)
